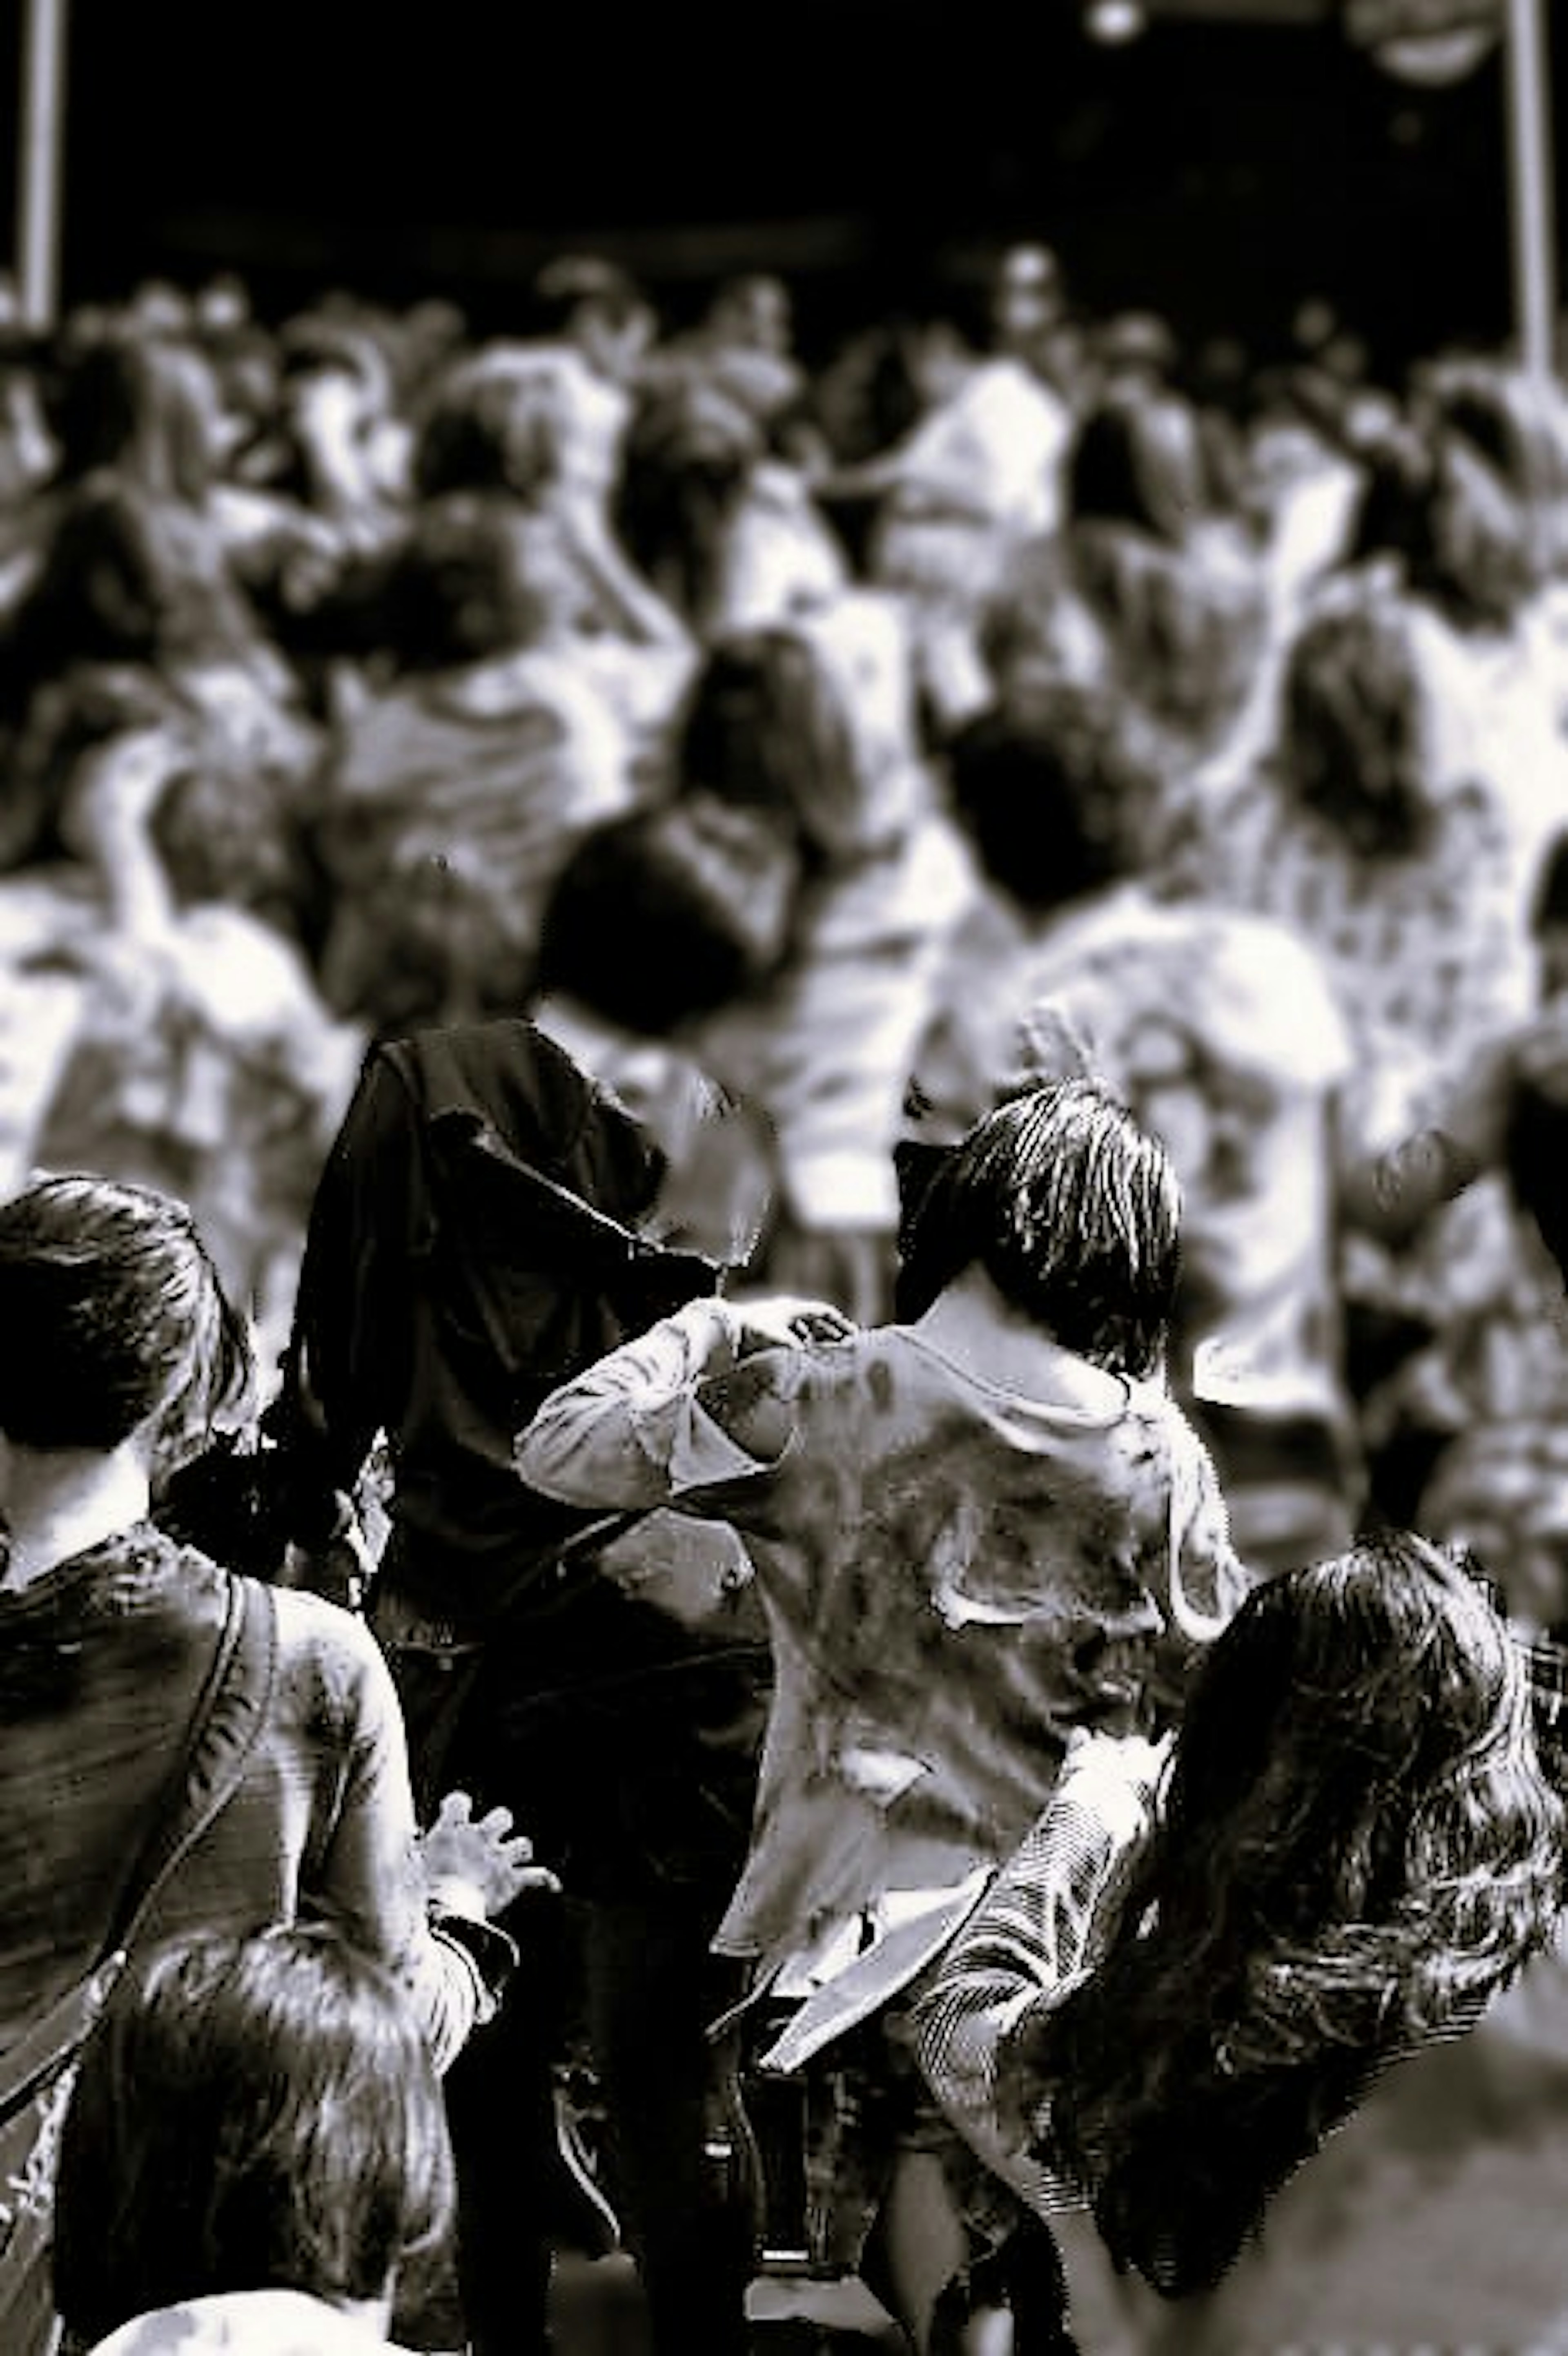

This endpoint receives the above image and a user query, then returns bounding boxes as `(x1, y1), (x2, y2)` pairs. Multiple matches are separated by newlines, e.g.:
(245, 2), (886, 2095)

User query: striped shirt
(905, 1727), (1163, 2218)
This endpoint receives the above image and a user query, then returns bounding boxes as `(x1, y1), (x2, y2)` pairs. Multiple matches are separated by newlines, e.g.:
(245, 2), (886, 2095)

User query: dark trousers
(378, 1595), (758, 2356)
(583, 1893), (754, 2356)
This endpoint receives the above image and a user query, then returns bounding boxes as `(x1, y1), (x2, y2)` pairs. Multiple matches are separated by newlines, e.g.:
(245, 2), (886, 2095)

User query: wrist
(426, 1874), (488, 1923)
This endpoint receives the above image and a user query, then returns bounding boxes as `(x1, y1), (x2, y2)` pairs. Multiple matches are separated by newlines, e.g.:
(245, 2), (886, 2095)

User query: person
(828, 279), (1077, 730)
(546, 603), (976, 1322)
(515, 1078), (1252, 2352)
(908, 1532), (1564, 2345)
(18, 718), (362, 1378)
(307, 491), (636, 1034)
(612, 363), (848, 643)
(268, 1016), (774, 2356)
(0, 1173), (543, 2356)
(0, 468), (320, 881)
(1339, 822), (1568, 1557)
(916, 686), (1363, 1575)
(407, 333), (693, 669)
(984, 377), (1271, 776)
(52, 1924), (455, 2355)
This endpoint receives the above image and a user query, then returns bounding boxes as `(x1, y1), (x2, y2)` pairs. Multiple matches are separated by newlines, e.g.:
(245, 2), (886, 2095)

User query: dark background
(3, 1), (1563, 377)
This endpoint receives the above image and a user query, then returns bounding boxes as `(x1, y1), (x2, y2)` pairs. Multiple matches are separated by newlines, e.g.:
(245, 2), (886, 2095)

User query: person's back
(702, 1313), (1242, 2016)
(515, 1079), (1249, 2348)
(273, 1015), (773, 2356)
(312, 495), (635, 1030)
(519, 1080), (1249, 2058)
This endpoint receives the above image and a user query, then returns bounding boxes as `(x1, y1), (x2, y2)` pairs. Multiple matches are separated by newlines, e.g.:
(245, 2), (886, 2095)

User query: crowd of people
(3, 234), (1568, 2354)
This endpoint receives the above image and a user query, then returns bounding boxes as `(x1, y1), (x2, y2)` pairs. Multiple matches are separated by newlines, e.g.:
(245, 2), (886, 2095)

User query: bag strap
(0, 1583), (275, 2141)
(105, 1574), (278, 1960)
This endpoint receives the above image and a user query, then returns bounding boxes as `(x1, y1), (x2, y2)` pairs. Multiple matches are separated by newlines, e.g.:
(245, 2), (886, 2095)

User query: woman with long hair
(909, 1531), (1564, 2336)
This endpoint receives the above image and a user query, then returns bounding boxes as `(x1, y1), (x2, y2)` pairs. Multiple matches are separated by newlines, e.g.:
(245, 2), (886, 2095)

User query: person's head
(612, 373), (764, 633)
(894, 1078), (1181, 1379)
(46, 325), (227, 502)
(532, 253), (655, 386)
(53, 1924), (454, 2347)
(6, 473), (257, 692)
(535, 790), (804, 1037)
(411, 347), (573, 504)
(379, 491), (583, 671)
(945, 683), (1164, 919)
(0, 1174), (252, 1477)
(703, 272), (794, 360)
(989, 241), (1065, 360)
(1031, 1531), (1563, 2295)
(1281, 583), (1436, 861)
(1068, 383), (1213, 543)
(630, 1064), (778, 1273)
(1095, 310), (1178, 395)
(1419, 1424), (1568, 1635)
(676, 624), (862, 870)
(149, 758), (325, 946)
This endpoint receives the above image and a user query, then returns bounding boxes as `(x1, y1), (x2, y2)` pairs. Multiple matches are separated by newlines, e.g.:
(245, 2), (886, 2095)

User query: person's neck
(911, 1267), (1129, 1410)
(0, 1441), (151, 1592)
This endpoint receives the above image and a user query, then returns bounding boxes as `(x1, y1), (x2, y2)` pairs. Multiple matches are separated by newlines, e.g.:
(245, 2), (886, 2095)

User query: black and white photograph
(3, 3), (1568, 2350)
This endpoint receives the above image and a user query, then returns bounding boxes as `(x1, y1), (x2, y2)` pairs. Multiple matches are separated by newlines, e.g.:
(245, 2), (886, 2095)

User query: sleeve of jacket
(270, 1044), (420, 1531)
(514, 1294), (793, 1513)
(292, 1593), (506, 2073)
(904, 1731), (1160, 2215)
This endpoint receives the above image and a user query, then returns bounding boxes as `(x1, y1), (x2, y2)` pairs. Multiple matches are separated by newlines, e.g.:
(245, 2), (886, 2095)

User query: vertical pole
(1503, 0), (1558, 381)
(16, 0), (69, 330)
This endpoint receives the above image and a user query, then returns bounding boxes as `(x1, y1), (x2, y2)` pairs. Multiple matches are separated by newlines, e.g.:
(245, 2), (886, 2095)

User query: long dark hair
(1018, 1533), (1564, 2295)
(675, 624), (862, 873)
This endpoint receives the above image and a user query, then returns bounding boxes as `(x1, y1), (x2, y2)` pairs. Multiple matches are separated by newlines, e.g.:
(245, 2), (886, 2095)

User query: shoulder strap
(107, 1575), (279, 1959)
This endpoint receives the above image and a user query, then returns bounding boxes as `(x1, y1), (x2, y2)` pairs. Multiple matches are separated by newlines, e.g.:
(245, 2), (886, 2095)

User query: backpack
(0, 1575), (276, 2356)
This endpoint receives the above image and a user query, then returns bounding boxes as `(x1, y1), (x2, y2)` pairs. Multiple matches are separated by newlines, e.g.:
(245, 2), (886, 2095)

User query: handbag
(0, 1574), (277, 2356)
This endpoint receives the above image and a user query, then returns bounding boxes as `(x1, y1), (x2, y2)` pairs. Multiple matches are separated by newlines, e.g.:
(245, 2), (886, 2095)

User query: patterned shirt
(0, 1524), (485, 2073)
(516, 1296), (1247, 2067)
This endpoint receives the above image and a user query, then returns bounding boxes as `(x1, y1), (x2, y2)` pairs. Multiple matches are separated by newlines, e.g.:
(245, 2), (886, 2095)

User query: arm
(1334, 1003), (1568, 1245)
(61, 726), (192, 939)
(265, 1047), (416, 1542)
(514, 1291), (850, 1514)
(302, 1610), (543, 2071)
(1335, 1033), (1513, 1245)
(907, 1734), (1162, 2197)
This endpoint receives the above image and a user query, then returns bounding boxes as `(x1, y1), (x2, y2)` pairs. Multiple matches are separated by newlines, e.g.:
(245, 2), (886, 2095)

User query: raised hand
(419, 1789), (560, 1918)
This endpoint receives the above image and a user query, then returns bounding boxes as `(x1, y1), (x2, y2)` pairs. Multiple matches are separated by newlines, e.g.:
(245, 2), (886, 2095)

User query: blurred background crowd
(4, 186), (1568, 1622)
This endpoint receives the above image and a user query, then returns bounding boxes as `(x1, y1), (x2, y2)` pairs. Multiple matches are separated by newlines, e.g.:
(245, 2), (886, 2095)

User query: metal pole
(1503, 0), (1558, 380)
(16, 0), (69, 329)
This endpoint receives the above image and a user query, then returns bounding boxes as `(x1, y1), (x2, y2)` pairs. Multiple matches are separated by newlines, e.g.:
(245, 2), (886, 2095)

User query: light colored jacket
(516, 1296), (1246, 2068)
